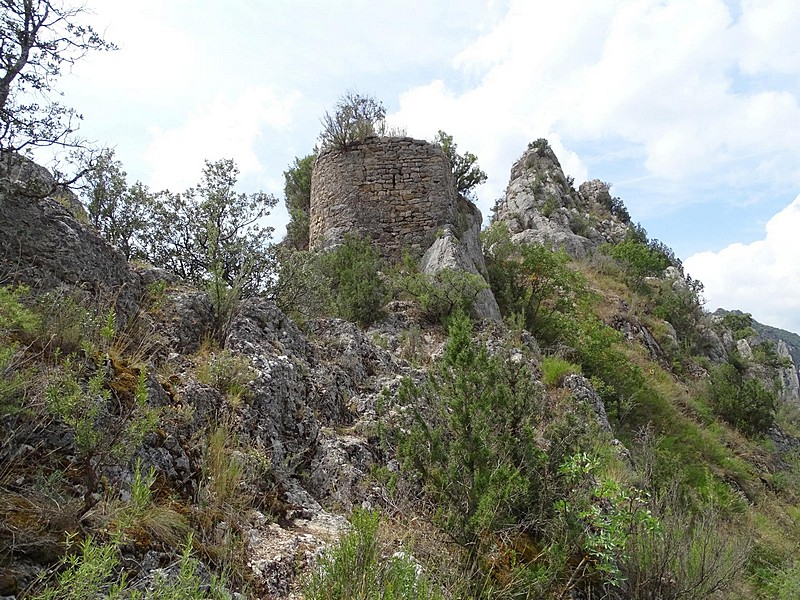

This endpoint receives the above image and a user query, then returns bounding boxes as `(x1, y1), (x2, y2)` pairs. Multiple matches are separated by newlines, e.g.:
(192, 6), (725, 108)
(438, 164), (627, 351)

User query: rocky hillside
(3, 142), (800, 600)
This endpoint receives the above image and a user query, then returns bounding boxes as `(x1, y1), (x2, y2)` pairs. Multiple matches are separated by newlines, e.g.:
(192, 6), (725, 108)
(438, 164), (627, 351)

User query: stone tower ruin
(308, 135), (500, 320)
(310, 137), (460, 260)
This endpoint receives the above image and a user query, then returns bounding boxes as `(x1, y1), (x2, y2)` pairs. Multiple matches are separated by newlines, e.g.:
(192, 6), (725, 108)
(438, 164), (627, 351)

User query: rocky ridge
(493, 139), (630, 258)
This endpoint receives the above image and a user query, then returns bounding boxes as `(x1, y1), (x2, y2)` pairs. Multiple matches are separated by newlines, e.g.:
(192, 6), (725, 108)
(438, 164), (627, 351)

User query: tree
(141, 159), (277, 298)
(80, 149), (152, 260)
(433, 130), (487, 199)
(484, 224), (586, 342)
(282, 152), (315, 250)
(316, 235), (388, 327)
(319, 91), (385, 151)
(0, 0), (115, 155)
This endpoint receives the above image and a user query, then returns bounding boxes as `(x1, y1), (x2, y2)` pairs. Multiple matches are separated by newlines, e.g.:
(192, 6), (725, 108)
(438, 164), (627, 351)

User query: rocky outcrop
(0, 154), (143, 322)
(493, 139), (629, 258)
(419, 198), (501, 321)
(777, 340), (800, 405)
(562, 374), (612, 433)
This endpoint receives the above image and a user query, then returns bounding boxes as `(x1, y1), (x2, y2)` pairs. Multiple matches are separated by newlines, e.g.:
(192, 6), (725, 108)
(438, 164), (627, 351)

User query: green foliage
(433, 130), (488, 199)
(45, 361), (159, 511)
(398, 314), (590, 552)
(79, 149), (151, 260)
(707, 363), (776, 436)
(0, 285), (39, 411)
(31, 534), (231, 600)
(652, 276), (705, 354)
(283, 152), (316, 250)
(572, 316), (646, 423)
(145, 158), (277, 293)
(196, 349), (255, 404)
(540, 355), (582, 388)
(304, 509), (443, 600)
(484, 225), (586, 343)
(0, 285), (40, 335)
(557, 453), (660, 590)
(319, 90), (386, 151)
(722, 311), (755, 340)
(271, 247), (332, 322)
(396, 267), (488, 325)
(317, 235), (389, 326)
(604, 237), (671, 289)
(30, 534), (123, 600)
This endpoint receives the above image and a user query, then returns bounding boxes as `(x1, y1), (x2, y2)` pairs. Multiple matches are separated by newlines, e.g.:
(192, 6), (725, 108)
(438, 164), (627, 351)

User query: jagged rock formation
(0, 154), (142, 322)
(309, 136), (500, 320)
(493, 139), (630, 258)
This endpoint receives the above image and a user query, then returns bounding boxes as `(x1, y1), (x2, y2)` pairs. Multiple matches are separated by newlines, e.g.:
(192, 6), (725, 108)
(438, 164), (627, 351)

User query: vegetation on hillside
(3, 7), (800, 596)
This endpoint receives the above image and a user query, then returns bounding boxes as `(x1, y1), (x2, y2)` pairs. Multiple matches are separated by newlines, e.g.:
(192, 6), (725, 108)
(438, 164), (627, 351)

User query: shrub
(397, 268), (488, 325)
(317, 235), (389, 327)
(604, 238), (670, 289)
(397, 314), (592, 557)
(433, 131), (487, 199)
(196, 349), (255, 405)
(304, 509), (443, 600)
(30, 534), (231, 599)
(282, 153), (316, 250)
(541, 355), (582, 388)
(271, 247), (333, 322)
(319, 91), (386, 151)
(45, 361), (159, 513)
(707, 363), (776, 436)
(484, 225), (587, 343)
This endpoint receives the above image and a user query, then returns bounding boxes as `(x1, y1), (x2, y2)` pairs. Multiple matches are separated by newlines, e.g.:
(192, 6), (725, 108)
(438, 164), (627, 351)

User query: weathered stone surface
(157, 288), (215, 354)
(419, 225), (501, 321)
(0, 154), (143, 322)
(310, 135), (500, 320)
(777, 340), (800, 405)
(562, 374), (612, 433)
(310, 136), (459, 261)
(493, 140), (629, 258)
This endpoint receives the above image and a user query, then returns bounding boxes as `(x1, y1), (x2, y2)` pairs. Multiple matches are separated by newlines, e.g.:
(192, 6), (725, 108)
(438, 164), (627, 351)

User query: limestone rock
(562, 374), (612, 433)
(493, 140), (630, 258)
(777, 340), (800, 405)
(0, 154), (142, 322)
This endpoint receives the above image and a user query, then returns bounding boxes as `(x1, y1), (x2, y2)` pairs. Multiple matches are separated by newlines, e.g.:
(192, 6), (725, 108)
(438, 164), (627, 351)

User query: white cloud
(145, 87), (301, 191)
(684, 194), (800, 333)
(392, 0), (800, 217)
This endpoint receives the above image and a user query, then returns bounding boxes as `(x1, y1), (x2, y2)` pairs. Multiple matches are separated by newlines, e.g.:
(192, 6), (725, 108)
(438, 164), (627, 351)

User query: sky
(39, 0), (800, 333)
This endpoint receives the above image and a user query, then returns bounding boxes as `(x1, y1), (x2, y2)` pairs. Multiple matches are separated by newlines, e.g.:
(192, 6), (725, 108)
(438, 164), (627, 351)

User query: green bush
(396, 268), (488, 324)
(707, 363), (776, 436)
(317, 235), (389, 327)
(304, 509), (443, 600)
(398, 314), (593, 557)
(45, 362), (159, 513)
(540, 355), (582, 388)
(31, 534), (231, 599)
(603, 238), (671, 289)
(271, 247), (332, 322)
(484, 225), (587, 343)
(196, 349), (255, 404)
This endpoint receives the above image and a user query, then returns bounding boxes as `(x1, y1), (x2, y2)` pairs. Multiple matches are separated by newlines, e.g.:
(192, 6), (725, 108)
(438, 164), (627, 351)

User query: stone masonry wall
(309, 136), (459, 262)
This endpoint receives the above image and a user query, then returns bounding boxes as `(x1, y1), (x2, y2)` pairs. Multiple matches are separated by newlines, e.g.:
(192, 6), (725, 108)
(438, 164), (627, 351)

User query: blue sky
(45, 0), (800, 332)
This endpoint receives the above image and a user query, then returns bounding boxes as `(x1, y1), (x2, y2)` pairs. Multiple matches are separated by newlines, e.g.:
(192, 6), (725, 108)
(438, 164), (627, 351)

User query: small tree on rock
(283, 152), (315, 250)
(434, 130), (487, 199)
(319, 91), (386, 151)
